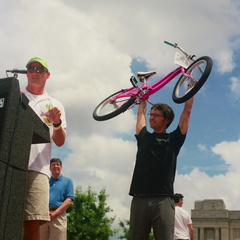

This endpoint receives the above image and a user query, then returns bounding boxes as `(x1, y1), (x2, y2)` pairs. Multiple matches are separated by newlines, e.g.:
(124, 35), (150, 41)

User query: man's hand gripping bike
(93, 41), (213, 121)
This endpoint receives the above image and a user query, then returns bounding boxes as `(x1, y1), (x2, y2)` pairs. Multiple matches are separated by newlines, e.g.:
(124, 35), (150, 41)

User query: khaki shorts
(24, 171), (50, 221)
(40, 211), (67, 240)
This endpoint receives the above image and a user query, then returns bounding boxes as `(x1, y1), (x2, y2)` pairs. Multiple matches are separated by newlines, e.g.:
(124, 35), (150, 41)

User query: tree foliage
(67, 186), (117, 240)
(118, 219), (155, 240)
(118, 219), (130, 239)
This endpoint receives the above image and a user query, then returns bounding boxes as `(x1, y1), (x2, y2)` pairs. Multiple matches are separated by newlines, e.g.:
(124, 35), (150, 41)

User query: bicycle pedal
(130, 76), (138, 87)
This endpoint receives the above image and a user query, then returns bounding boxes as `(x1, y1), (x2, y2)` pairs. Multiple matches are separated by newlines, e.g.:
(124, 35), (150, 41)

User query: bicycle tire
(172, 56), (212, 103)
(93, 89), (136, 121)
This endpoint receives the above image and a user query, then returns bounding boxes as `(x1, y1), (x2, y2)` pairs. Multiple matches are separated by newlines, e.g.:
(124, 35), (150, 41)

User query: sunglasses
(27, 67), (48, 73)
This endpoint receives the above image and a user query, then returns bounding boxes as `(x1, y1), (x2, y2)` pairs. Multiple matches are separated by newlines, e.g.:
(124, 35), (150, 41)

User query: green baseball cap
(26, 56), (49, 70)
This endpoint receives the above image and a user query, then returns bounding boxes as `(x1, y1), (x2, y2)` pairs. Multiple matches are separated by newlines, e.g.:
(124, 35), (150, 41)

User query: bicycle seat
(136, 71), (156, 82)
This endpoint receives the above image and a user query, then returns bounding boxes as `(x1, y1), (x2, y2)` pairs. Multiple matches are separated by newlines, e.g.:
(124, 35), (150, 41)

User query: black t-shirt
(129, 126), (186, 196)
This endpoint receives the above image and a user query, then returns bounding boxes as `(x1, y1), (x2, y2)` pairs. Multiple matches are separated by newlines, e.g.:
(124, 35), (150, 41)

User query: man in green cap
(22, 56), (67, 240)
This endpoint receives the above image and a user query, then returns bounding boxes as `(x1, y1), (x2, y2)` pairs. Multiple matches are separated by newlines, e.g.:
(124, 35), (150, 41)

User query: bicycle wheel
(93, 89), (136, 121)
(172, 56), (212, 103)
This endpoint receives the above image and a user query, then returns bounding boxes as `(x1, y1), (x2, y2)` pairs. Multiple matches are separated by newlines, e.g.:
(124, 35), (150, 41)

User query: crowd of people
(20, 56), (194, 240)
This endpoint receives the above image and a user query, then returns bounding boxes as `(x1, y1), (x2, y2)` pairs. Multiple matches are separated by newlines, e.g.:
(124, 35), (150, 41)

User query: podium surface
(0, 77), (50, 239)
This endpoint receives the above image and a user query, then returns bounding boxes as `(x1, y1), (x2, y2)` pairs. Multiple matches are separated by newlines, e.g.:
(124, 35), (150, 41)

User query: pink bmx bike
(93, 41), (212, 121)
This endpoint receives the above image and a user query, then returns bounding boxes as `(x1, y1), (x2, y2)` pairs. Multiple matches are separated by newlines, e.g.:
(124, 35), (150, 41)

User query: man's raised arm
(178, 97), (194, 135)
(136, 100), (147, 135)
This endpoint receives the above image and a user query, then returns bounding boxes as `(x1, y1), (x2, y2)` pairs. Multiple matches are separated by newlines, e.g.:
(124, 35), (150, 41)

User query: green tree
(67, 186), (117, 240)
(118, 219), (154, 240)
(118, 219), (130, 239)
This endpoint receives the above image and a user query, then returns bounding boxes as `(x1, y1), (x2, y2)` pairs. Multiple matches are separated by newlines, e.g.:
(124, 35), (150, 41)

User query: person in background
(129, 96), (194, 240)
(23, 56), (67, 240)
(174, 193), (194, 240)
(40, 158), (74, 240)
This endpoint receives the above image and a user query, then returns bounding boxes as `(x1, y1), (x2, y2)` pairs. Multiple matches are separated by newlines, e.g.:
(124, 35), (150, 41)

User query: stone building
(191, 199), (240, 240)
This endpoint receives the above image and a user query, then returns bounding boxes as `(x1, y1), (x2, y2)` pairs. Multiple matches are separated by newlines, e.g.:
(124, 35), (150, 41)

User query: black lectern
(0, 77), (50, 239)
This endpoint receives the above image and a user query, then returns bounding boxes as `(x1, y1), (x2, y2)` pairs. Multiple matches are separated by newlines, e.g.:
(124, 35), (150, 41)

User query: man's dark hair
(174, 193), (184, 203)
(151, 103), (174, 128)
(50, 158), (62, 166)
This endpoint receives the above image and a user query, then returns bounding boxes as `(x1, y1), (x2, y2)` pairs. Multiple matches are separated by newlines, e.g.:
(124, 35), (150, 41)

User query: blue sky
(1, 0), (240, 238)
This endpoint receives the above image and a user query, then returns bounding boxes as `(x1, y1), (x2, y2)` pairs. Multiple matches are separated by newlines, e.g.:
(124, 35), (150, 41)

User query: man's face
(179, 198), (183, 207)
(149, 109), (169, 130)
(50, 161), (62, 175)
(26, 62), (50, 87)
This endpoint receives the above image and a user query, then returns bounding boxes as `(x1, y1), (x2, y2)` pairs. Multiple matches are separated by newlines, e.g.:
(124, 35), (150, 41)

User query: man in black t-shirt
(129, 98), (194, 240)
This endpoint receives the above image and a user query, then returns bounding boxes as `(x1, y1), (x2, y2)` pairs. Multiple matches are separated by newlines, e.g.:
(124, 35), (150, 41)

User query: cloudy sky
(2, 0), (240, 237)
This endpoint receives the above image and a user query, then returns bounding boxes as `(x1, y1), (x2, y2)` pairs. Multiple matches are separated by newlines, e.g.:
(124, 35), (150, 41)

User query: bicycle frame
(106, 40), (198, 109)
(109, 66), (187, 105)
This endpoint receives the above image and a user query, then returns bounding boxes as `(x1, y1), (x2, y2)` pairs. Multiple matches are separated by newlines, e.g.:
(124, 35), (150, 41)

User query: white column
(215, 227), (219, 240)
(229, 227), (233, 240)
(193, 227), (199, 240)
(200, 227), (204, 240)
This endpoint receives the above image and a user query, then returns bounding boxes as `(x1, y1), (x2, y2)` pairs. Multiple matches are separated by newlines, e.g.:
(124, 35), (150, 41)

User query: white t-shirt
(24, 89), (67, 177)
(174, 206), (192, 239)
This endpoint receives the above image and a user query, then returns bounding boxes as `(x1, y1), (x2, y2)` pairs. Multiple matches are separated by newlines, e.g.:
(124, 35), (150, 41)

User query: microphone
(6, 69), (28, 74)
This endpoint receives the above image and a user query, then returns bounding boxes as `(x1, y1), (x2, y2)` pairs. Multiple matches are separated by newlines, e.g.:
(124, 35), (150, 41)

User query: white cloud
(211, 139), (240, 171)
(229, 76), (240, 100)
(197, 143), (208, 152)
(175, 138), (240, 214)
(215, 50), (235, 74)
(62, 133), (137, 221)
(174, 168), (240, 213)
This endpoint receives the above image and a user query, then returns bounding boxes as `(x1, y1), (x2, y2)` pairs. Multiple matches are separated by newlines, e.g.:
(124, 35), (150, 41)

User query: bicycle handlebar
(164, 41), (175, 47)
(164, 40), (195, 60)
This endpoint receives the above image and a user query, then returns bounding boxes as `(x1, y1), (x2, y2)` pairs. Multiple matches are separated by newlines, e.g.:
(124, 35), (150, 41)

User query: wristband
(53, 125), (62, 130)
(53, 119), (62, 128)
